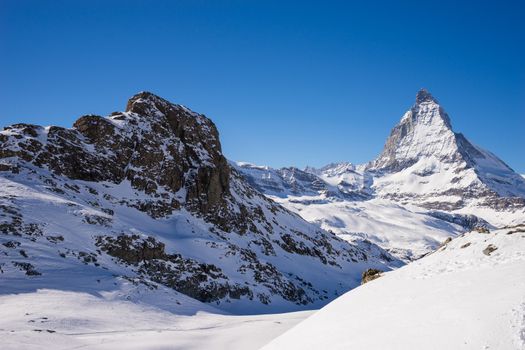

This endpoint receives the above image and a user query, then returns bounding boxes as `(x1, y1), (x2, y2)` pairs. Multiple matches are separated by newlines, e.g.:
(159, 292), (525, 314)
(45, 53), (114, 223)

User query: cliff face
(1, 92), (230, 220)
(0, 92), (398, 313)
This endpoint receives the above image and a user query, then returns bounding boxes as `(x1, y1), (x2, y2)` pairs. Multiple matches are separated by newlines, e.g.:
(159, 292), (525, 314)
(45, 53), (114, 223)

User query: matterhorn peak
(415, 88), (438, 104)
(411, 88), (452, 129)
(367, 90), (459, 171)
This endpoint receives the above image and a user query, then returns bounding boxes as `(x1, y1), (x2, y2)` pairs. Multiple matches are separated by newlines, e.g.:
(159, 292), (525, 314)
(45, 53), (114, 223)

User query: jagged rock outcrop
(361, 268), (383, 284)
(0, 92), (399, 312)
(426, 211), (491, 232)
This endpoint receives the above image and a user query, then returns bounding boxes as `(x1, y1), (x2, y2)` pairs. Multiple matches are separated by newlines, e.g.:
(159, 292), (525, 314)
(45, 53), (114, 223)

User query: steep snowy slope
(0, 92), (400, 315)
(238, 89), (525, 260)
(237, 163), (470, 260)
(262, 225), (525, 350)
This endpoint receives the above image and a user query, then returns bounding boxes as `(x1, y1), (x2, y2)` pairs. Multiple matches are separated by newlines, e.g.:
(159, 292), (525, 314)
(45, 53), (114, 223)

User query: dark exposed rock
(474, 226), (490, 234)
(12, 261), (41, 276)
(95, 234), (166, 264)
(361, 268), (383, 284)
(427, 211), (490, 232)
(96, 234), (252, 303)
(439, 237), (453, 249)
(2, 240), (20, 248)
(482, 244), (498, 256)
(0, 92), (284, 239)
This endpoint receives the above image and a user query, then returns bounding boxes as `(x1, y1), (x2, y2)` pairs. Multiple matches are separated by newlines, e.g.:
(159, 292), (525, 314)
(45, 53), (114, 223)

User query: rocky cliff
(0, 92), (399, 313)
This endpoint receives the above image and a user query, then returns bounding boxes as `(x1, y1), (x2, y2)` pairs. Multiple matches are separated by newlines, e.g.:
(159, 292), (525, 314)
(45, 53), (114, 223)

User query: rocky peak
(1, 92), (232, 221)
(366, 89), (525, 207)
(125, 91), (194, 118)
(411, 89), (452, 129)
(1, 93), (394, 311)
(415, 88), (437, 104)
(367, 90), (458, 172)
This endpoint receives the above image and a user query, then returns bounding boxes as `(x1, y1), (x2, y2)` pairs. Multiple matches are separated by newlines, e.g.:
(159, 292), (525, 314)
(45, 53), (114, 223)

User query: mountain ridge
(238, 89), (525, 260)
(0, 92), (399, 313)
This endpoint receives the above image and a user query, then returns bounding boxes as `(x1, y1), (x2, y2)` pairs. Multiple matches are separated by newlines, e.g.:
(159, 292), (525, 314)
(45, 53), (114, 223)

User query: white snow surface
(0, 289), (311, 350)
(236, 163), (466, 261)
(271, 195), (462, 261)
(263, 226), (525, 350)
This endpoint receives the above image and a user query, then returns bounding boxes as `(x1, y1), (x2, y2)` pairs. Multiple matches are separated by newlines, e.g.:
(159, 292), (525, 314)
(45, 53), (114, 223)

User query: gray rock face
(361, 268), (382, 284)
(368, 89), (456, 172)
(426, 211), (491, 231)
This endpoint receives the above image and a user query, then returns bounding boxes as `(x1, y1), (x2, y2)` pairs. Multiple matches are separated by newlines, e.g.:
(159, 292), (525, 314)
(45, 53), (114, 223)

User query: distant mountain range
(237, 89), (525, 260)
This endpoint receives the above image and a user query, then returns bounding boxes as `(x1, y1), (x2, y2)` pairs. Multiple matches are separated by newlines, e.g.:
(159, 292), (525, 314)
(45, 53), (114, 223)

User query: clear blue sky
(1, 0), (524, 172)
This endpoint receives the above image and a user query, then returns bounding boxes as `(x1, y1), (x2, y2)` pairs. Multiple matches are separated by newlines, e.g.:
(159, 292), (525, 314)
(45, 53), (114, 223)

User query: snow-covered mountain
(367, 89), (525, 211)
(262, 225), (525, 350)
(0, 92), (400, 314)
(237, 89), (525, 260)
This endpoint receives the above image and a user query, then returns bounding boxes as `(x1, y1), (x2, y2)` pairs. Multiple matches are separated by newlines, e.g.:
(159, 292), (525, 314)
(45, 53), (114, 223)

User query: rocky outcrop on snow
(360, 268), (383, 285)
(0, 92), (400, 313)
(425, 211), (491, 232)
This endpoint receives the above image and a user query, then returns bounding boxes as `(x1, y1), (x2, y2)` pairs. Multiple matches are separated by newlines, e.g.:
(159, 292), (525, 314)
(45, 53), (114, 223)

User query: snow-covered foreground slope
(262, 226), (525, 350)
(0, 289), (312, 350)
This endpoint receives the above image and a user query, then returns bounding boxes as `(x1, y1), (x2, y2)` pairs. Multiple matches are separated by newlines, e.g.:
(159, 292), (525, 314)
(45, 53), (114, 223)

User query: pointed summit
(368, 90), (458, 171)
(367, 89), (525, 200)
(415, 88), (438, 104)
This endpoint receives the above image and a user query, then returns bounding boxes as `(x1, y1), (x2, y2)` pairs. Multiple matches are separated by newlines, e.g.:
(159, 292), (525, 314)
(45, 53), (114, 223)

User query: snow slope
(236, 163), (468, 260)
(262, 226), (525, 350)
(270, 196), (464, 261)
(0, 289), (312, 350)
